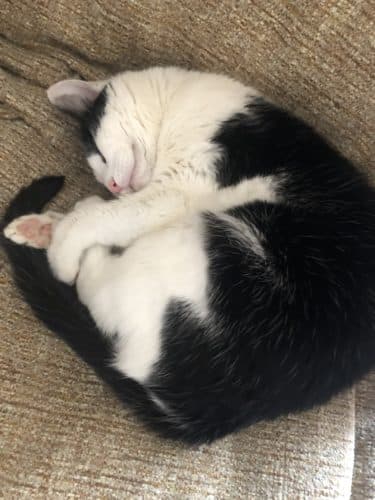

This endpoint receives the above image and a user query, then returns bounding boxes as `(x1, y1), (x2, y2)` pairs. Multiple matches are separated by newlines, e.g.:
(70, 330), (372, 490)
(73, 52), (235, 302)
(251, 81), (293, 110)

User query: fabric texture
(351, 371), (375, 500)
(0, 1), (373, 498)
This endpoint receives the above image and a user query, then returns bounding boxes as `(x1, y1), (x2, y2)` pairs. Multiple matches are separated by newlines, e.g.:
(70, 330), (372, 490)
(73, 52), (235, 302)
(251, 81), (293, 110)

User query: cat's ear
(47, 79), (107, 114)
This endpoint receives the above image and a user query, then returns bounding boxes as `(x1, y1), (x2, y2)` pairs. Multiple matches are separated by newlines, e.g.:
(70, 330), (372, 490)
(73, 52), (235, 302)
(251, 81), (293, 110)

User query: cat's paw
(3, 212), (62, 249)
(47, 211), (93, 284)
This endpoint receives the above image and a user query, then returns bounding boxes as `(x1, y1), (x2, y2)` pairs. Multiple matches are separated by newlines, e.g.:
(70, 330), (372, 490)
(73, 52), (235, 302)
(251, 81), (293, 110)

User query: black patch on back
(213, 97), (341, 188)
(80, 88), (108, 159)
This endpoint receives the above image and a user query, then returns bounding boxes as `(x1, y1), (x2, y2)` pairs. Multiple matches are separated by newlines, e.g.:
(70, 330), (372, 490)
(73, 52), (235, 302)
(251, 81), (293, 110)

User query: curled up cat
(2, 67), (375, 443)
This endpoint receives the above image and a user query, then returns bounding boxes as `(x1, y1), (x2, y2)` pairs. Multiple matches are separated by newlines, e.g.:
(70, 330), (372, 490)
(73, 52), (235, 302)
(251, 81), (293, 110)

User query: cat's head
(47, 78), (153, 195)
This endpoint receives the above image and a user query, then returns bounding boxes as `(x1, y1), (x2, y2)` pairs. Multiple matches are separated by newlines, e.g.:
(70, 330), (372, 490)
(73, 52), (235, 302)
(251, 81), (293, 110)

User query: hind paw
(4, 211), (63, 249)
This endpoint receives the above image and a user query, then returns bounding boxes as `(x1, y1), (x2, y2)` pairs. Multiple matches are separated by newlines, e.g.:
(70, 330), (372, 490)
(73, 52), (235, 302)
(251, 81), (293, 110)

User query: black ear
(47, 79), (107, 115)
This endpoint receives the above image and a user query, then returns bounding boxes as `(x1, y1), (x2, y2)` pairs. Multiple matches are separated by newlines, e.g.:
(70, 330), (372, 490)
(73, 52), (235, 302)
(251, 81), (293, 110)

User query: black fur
(0, 177), (185, 442)
(80, 88), (108, 161)
(2, 98), (375, 444)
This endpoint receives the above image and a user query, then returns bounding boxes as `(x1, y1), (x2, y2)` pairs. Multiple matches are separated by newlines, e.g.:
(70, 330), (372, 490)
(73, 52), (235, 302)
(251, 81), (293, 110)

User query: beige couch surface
(1, 1), (373, 498)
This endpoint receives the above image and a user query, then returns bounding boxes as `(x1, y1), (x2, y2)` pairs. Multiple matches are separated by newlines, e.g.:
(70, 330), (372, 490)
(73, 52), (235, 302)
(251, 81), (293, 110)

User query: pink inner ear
(47, 79), (106, 113)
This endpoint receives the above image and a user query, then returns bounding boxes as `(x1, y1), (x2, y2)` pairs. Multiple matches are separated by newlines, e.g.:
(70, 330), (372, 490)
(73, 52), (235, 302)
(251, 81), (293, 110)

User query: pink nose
(108, 178), (123, 193)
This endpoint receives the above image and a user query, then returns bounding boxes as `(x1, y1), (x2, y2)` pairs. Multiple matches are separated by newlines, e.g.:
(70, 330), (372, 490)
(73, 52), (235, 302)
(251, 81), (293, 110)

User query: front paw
(47, 214), (89, 284)
(74, 195), (105, 211)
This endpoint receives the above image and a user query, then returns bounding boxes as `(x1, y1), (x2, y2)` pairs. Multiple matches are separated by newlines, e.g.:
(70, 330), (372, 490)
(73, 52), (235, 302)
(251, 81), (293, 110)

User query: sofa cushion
(0, 1), (373, 497)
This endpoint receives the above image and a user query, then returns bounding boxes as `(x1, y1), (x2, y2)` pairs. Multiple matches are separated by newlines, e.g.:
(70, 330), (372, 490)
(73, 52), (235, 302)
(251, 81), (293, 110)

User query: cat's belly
(76, 215), (208, 382)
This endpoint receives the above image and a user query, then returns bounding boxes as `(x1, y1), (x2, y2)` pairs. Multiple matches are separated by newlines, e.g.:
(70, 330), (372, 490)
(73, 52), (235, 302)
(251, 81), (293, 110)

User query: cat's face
(47, 78), (152, 195)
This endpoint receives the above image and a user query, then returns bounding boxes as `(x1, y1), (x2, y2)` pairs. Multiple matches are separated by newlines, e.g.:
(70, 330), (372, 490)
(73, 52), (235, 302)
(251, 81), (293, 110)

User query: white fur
(216, 213), (266, 259)
(47, 174), (277, 285)
(14, 67), (278, 384)
(76, 216), (208, 381)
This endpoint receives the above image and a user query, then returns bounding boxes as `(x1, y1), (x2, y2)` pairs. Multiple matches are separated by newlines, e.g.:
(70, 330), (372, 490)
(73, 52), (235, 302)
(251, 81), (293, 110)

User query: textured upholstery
(1, 1), (373, 497)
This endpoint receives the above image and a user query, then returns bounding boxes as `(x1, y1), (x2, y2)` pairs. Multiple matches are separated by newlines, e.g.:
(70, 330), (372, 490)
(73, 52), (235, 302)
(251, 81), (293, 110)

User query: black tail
(1, 177), (108, 366)
(1, 177), (173, 440)
(2, 176), (66, 226)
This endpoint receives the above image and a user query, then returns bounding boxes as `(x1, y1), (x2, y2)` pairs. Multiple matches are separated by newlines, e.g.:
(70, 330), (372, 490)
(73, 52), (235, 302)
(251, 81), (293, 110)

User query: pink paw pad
(4, 214), (58, 249)
(16, 218), (52, 248)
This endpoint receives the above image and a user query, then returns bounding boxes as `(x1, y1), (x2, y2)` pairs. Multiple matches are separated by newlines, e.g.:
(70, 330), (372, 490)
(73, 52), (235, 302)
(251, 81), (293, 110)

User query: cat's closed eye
(96, 146), (107, 165)
(91, 135), (107, 164)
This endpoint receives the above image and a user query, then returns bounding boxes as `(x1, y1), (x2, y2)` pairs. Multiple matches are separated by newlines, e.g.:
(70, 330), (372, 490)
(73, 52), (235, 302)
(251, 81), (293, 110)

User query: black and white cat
(2, 66), (375, 443)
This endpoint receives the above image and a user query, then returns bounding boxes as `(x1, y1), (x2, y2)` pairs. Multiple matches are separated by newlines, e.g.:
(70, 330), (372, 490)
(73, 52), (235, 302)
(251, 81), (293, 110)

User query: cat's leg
(48, 185), (190, 284)
(76, 244), (121, 337)
(77, 244), (111, 294)
(3, 211), (63, 249)
(74, 195), (106, 211)
(47, 176), (277, 284)
(77, 215), (208, 383)
(3, 195), (106, 249)
(76, 237), (166, 380)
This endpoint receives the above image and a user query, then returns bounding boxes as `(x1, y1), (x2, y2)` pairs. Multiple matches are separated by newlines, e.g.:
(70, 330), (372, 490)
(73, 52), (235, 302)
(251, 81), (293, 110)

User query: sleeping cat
(2, 66), (375, 443)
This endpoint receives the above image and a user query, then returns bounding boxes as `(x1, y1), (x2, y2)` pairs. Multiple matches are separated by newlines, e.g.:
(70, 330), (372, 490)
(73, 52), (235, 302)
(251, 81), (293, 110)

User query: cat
(2, 66), (375, 444)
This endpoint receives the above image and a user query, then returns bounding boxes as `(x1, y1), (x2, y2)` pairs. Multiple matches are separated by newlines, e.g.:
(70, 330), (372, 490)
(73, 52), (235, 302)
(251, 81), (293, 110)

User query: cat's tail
(1, 177), (172, 439)
(1, 176), (118, 372)
(2, 175), (65, 225)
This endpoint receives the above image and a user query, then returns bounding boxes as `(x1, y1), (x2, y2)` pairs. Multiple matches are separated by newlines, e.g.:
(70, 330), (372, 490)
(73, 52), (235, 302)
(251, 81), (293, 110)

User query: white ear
(47, 79), (107, 114)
